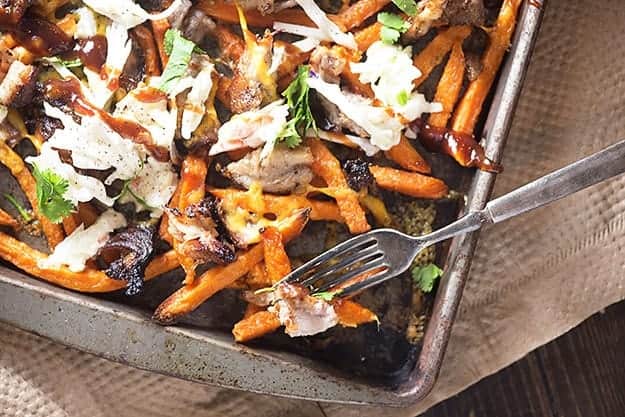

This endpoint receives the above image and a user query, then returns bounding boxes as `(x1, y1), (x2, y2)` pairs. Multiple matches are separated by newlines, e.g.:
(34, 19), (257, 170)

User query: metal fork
(279, 138), (625, 298)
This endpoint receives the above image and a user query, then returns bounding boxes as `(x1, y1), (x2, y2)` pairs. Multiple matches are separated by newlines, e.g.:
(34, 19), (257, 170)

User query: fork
(279, 138), (625, 298)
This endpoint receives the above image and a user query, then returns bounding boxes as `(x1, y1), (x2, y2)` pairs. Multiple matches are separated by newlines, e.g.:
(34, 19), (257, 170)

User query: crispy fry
(358, 194), (392, 227)
(209, 188), (344, 223)
(153, 209), (310, 323)
(131, 25), (161, 76)
(262, 227), (291, 284)
(216, 75), (232, 110)
(0, 208), (18, 229)
(197, 0), (314, 27)
(0, 141), (64, 248)
(243, 302), (265, 319)
(354, 22), (382, 52)
(151, 19), (171, 69)
(385, 136), (431, 174)
(413, 26), (471, 87)
(159, 184), (181, 245)
(0, 230), (178, 292)
(342, 65), (374, 97)
(173, 154), (209, 285)
(245, 262), (271, 289)
(215, 24), (245, 63)
(308, 138), (370, 234)
(369, 165), (448, 199)
(333, 0), (390, 31)
(334, 299), (378, 327)
(61, 214), (81, 235)
(232, 310), (281, 342)
(56, 14), (77, 37)
(429, 42), (465, 128)
(452, 0), (522, 134)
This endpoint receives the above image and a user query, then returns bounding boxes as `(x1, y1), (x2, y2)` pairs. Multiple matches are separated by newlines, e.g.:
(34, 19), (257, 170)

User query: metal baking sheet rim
(0, 2), (545, 407)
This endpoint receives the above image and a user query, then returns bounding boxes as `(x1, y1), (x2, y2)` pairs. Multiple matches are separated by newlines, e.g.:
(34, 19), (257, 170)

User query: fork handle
(422, 138), (625, 247)
(485, 138), (625, 224)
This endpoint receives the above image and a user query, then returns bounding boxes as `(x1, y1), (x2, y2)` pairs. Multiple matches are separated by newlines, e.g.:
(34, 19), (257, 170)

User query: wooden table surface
(421, 301), (625, 417)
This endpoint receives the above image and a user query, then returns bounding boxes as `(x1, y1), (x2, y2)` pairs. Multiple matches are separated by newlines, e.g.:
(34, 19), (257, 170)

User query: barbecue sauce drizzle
(411, 119), (503, 173)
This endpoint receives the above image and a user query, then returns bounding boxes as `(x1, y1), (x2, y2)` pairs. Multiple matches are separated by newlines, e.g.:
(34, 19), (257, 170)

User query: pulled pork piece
(343, 159), (373, 191)
(222, 146), (314, 193)
(100, 224), (156, 296)
(405, 0), (448, 39)
(316, 93), (369, 137)
(0, 0), (30, 26)
(268, 283), (338, 337)
(309, 46), (348, 84)
(168, 0), (192, 28)
(0, 60), (36, 108)
(441, 0), (486, 26)
(181, 8), (216, 44)
(166, 196), (236, 265)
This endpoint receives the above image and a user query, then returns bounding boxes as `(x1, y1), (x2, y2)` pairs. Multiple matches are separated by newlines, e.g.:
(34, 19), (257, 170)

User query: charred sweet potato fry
(385, 136), (431, 174)
(429, 42), (465, 128)
(413, 26), (472, 87)
(369, 165), (448, 199)
(261, 226), (291, 284)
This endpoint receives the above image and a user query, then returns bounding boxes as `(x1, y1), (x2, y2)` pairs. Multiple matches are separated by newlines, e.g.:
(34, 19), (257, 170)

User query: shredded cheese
(83, 0), (184, 29)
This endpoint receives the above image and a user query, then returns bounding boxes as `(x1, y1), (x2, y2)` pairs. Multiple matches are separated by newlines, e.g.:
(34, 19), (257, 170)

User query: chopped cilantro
(41, 56), (83, 68)
(378, 12), (410, 44)
(396, 90), (409, 106)
(278, 65), (317, 148)
(31, 165), (74, 223)
(3, 193), (33, 223)
(312, 290), (341, 302)
(159, 29), (202, 94)
(411, 263), (443, 293)
(391, 0), (418, 16)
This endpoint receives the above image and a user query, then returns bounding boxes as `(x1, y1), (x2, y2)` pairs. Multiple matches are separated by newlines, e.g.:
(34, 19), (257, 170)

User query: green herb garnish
(312, 290), (341, 302)
(396, 90), (409, 105)
(391, 0), (418, 16)
(411, 263), (443, 293)
(277, 65), (317, 148)
(41, 56), (83, 68)
(159, 29), (202, 94)
(378, 12), (411, 44)
(3, 193), (33, 223)
(31, 165), (74, 223)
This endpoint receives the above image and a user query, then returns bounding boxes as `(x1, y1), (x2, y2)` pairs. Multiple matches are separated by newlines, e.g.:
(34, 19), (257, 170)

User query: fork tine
(337, 268), (396, 298)
(284, 234), (378, 284)
(297, 245), (382, 287)
(312, 256), (387, 293)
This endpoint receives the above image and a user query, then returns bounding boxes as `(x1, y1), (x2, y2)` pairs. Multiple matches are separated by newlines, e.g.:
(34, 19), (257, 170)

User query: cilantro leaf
(3, 193), (33, 223)
(163, 28), (205, 56)
(411, 263), (443, 293)
(396, 90), (409, 105)
(159, 29), (200, 94)
(313, 290), (341, 302)
(391, 0), (418, 16)
(277, 65), (316, 148)
(31, 165), (74, 223)
(41, 56), (83, 68)
(378, 12), (410, 44)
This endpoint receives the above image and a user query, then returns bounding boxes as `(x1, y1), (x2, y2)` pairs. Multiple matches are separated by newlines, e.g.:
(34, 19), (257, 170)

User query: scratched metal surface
(0, 1), (545, 406)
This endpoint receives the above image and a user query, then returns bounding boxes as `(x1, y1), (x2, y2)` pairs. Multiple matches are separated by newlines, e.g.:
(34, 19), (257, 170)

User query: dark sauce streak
(10, 17), (74, 57)
(64, 36), (108, 72)
(411, 119), (503, 173)
(44, 79), (170, 162)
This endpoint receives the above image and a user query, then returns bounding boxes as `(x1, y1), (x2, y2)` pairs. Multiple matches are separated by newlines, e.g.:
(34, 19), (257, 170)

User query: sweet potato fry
(308, 138), (370, 234)
(452, 0), (522, 134)
(369, 165), (448, 199)
(0, 141), (64, 248)
(0, 208), (18, 229)
(232, 310), (282, 342)
(243, 302), (265, 319)
(334, 299), (378, 327)
(61, 214), (81, 235)
(131, 25), (161, 76)
(354, 22), (382, 52)
(0, 230), (178, 292)
(208, 188), (344, 223)
(151, 19), (170, 68)
(385, 136), (431, 174)
(262, 227), (291, 284)
(243, 262), (271, 289)
(413, 26), (471, 87)
(333, 0), (390, 31)
(153, 209), (310, 323)
(197, 0), (314, 27)
(215, 25), (245, 63)
(429, 42), (465, 128)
